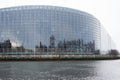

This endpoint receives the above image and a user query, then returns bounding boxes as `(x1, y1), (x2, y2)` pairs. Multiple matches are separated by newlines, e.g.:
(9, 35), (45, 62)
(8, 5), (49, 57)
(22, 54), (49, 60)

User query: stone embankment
(0, 54), (119, 61)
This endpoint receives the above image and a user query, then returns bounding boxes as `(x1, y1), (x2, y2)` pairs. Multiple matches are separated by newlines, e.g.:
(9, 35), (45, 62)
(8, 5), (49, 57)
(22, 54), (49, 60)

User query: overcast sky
(0, 0), (120, 51)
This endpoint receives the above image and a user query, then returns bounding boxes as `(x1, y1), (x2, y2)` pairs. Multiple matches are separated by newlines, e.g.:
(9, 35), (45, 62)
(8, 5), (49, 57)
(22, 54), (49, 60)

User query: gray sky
(0, 0), (120, 51)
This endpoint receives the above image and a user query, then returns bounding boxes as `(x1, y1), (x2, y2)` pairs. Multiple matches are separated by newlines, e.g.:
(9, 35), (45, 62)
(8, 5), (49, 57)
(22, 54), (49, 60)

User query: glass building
(0, 6), (116, 54)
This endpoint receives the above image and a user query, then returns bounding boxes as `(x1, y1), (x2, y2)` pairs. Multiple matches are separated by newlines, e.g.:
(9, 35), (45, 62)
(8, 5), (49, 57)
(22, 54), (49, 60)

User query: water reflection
(0, 60), (120, 80)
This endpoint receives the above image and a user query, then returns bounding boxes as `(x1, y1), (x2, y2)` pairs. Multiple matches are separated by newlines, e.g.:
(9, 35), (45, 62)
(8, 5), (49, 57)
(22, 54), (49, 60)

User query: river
(0, 60), (120, 80)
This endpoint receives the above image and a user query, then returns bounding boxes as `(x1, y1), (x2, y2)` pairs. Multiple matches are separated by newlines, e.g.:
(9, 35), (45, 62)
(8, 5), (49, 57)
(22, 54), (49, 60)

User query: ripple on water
(0, 60), (120, 80)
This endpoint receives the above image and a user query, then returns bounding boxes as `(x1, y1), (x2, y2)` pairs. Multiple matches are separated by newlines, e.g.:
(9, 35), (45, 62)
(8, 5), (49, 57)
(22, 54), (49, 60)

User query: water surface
(0, 60), (120, 80)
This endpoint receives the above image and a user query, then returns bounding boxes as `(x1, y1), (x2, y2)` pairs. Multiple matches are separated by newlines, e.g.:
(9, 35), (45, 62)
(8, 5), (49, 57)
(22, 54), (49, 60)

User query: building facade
(0, 6), (117, 54)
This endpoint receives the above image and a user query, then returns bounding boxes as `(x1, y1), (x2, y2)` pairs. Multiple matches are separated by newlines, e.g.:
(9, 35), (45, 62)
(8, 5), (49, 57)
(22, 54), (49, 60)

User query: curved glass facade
(0, 6), (116, 54)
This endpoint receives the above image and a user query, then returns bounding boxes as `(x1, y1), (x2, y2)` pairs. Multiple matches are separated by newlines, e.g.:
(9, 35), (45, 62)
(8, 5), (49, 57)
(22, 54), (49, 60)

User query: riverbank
(0, 55), (119, 61)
